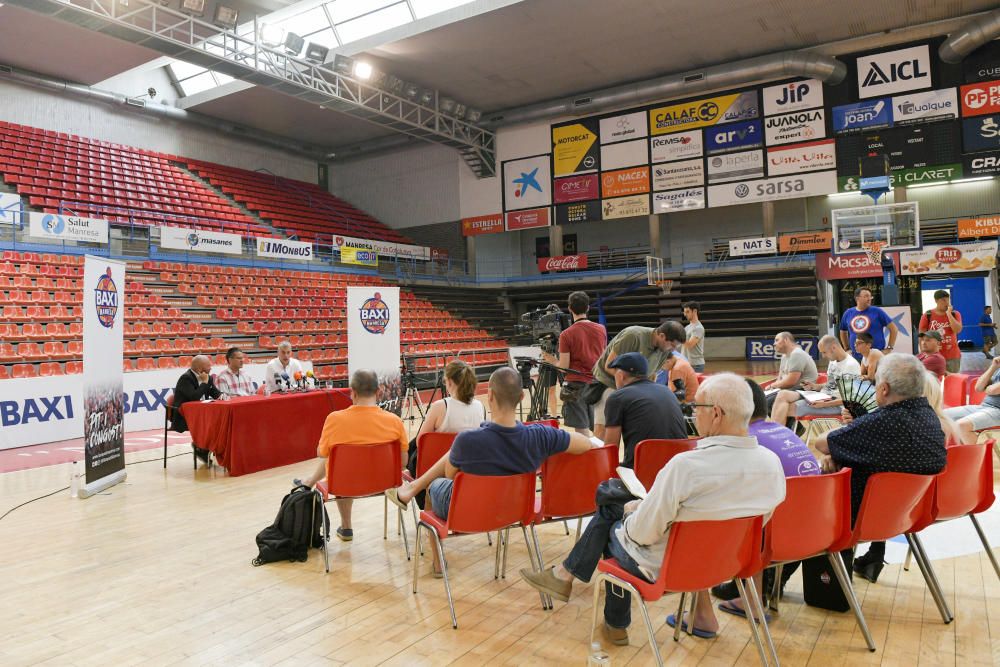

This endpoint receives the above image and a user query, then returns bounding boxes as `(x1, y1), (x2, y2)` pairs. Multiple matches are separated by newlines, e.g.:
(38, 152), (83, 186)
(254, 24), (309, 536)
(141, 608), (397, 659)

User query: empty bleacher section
(185, 160), (414, 245)
(406, 285), (516, 341)
(0, 253), (508, 380)
(677, 268), (819, 337)
(0, 121), (268, 235)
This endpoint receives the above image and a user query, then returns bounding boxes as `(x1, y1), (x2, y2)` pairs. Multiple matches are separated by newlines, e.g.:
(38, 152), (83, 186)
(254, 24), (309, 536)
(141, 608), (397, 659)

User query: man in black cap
(917, 330), (946, 379)
(604, 352), (687, 468)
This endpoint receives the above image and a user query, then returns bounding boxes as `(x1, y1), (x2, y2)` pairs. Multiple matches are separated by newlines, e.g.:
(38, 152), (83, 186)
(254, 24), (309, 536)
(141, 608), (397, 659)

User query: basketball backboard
(831, 201), (920, 255)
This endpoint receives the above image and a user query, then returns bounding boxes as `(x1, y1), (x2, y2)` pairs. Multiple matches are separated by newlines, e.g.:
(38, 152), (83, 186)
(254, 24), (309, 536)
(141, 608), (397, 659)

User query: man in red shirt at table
(298, 369), (407, 542)
(919, 289), (963, 374)
(917, 330), (947, 379)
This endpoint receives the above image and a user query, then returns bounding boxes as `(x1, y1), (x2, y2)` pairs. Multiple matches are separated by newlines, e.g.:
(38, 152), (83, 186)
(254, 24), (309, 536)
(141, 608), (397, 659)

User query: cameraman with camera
(557, 291), (608, 436)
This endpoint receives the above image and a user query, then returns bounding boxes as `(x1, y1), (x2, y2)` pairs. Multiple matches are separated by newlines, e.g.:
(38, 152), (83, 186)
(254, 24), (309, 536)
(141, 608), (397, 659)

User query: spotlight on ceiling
(305, 43), (330, 63)
(439, 97), (456, 114)
(403, 82), (419, 99)
(213, 5), (238, 29)
(383, 75), (404, 95)
(453, 103), (467, 119)
(418, 88), (434, 105)
(333, 55), (354, 76)
(284, 32), (305, 56)
(466, 108), (482, 123)
(259, 23), (285, 47)
(180, 0), (205, 16)
(353, 61), (373, 80)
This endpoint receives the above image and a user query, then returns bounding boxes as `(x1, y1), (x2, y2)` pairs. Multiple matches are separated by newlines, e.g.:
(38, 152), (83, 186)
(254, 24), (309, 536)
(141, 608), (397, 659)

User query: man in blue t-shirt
(839, 287), (898, 357)
(388, 366), (598, 519)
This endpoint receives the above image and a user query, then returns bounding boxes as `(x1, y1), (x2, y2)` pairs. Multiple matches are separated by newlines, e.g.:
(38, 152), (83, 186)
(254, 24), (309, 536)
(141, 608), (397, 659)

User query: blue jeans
(427, 478), (453, 519)
(692, 364), (705, 373)
(562, 504), (651, 629)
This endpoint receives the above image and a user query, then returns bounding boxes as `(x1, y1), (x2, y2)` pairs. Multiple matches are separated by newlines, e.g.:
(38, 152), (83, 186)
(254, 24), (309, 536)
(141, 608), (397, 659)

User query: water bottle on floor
(587, 642), (610, 666)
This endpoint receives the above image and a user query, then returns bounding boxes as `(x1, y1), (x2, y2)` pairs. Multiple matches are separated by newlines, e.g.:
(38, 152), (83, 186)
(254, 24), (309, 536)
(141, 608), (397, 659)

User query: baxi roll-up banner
(81, 256), (126, 497)
(347, 287), (402, 415)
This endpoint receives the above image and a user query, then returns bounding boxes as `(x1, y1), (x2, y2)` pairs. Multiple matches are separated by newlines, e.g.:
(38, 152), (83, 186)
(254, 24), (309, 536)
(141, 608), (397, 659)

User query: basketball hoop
(656, 278), (674, 295)
(862, 240), (886, 265)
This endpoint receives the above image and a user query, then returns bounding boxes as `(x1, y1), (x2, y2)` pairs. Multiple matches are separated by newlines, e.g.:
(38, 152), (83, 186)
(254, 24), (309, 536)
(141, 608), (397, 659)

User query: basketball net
(656, 279), (674, 295)
(861, 240), (886, 265)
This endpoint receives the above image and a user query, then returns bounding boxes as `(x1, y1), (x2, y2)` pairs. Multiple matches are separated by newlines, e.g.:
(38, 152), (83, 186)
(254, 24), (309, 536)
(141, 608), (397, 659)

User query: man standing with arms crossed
(682, 301), (706, 372)
(590, 321), (686, 441)
(840, 287), (898, 358)
(557, 291), (607, 437)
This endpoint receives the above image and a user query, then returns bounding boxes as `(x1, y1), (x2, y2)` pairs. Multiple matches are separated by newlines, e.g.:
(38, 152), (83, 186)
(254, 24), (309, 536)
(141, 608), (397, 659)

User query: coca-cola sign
(538, 254), (589, 273)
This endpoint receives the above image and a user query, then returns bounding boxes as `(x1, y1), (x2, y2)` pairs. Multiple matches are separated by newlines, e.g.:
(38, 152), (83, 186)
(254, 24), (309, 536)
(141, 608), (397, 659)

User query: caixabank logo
(359, 293), (390, 335)
(94, 267), (118, 329)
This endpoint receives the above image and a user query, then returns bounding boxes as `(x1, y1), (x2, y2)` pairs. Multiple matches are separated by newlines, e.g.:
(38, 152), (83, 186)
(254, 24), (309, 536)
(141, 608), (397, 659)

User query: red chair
(11, 364), (37, 378)
(413, 472), (543, 628)
(590, 516), (773, 666)
(906, 442), (999, 591)
(315, 442), (408, 572)
(849, 471), (948, 623)
(966, 375), (986, 405)
(534, 444), (618, 548)
(942, 373), (967, 408)
(633, 438), (697, 491)
(764, 469), (876, 651)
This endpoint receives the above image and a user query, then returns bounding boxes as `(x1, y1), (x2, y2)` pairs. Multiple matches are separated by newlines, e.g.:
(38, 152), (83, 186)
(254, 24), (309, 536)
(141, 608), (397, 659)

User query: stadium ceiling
(1, 0), (999, 174)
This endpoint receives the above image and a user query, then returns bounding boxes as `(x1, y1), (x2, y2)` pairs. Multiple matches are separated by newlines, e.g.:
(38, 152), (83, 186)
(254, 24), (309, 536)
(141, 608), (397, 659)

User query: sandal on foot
(665, 613), (718, 639)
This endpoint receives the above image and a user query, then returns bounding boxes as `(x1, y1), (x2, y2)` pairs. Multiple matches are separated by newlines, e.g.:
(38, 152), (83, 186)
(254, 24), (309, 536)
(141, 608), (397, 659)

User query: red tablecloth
(181, 389), (352, 476)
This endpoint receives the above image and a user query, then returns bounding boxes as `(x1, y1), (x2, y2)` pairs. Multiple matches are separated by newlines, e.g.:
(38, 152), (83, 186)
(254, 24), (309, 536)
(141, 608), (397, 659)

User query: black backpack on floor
(252, 485), (328, 566)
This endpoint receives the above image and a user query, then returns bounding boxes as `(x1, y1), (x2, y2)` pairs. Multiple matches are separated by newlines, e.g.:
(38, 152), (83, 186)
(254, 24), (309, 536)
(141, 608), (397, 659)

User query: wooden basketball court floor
(1, 360), (999, 666)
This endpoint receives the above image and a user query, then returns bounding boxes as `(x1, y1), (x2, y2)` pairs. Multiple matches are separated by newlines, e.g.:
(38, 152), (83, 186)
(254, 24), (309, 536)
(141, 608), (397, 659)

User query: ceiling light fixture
(439, 97), (456, 113)
(333, 55), (354, 76)
(284, 32), (305, 56)
(305, 43), (330, 63)
(180, 0), (205, 16)
(213, 5), (238, 29)
(259, 23), (285, 47)
(466, 108), (482, 122)
(353, 61), (373, 80)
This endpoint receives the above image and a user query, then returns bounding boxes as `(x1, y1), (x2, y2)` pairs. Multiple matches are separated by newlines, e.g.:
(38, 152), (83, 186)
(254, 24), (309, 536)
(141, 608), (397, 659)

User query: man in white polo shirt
(265, 340), (303, 391)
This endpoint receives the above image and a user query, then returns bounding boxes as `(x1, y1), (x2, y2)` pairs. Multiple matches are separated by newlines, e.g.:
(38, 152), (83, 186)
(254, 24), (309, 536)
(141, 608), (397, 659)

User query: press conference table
(181, 388), (352, 476)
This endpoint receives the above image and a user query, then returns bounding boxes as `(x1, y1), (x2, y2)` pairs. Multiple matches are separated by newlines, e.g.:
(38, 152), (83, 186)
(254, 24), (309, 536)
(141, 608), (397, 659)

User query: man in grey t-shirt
(682, 301), (705, 372)
(767, 332), (818, 413)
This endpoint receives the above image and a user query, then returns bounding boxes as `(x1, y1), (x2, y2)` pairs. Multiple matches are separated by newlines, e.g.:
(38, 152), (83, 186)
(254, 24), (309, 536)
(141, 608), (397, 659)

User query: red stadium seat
(11, 364), (37, 378)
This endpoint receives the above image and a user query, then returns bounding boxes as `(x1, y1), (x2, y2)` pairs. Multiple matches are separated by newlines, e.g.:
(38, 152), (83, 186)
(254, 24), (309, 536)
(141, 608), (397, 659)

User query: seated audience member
(215, 347), (255, 397)
(712, 379), (820, 612)
(765, 332), (818, 411)
(265, 340), (304, 391)
(917, 330), (947, 379)
(405, 360), (486, 508)
(944, 354), (1000, 444)
(387, 366), (598, 573)
(855, 332), (883, 382)
(299, 369), (408, 542)
(520, 374), (785, 646)
(656, 352), (698, 403)
(770, 335), (860, 426)
(591, 321), (687, 440)
(603, 352), (686, 468)
(171, 354), (223, 464)
(815, 354), (946, 584)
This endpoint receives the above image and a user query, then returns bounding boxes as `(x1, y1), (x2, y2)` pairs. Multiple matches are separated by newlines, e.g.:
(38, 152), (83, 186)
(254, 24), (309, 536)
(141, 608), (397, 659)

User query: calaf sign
(255, 237), (313, 260)
(728, 236), (777, 257)
(857, 45), (932, 99)
(746, 336), (819, 361)
(538, 254), (588, 272)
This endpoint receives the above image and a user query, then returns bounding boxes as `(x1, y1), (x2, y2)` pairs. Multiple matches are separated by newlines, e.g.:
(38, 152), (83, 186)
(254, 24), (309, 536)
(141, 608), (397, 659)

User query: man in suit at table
(171, 354), (223, 465)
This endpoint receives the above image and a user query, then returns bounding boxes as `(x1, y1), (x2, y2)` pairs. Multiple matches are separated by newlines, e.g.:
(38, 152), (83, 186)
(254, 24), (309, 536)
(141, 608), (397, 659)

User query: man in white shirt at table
(520, 373), (786, 646)
(216, 347), (255, 397)
(265, 340), (304, 391)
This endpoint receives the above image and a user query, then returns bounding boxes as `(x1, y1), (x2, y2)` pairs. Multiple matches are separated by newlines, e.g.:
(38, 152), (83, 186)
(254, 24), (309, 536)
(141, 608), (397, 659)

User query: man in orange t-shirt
(300, 369), (407, 542)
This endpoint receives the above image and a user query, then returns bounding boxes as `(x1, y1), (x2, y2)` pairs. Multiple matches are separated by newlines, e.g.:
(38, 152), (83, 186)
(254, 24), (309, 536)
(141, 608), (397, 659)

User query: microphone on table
(273, 372), (283, 392)
(293, 370), (303, 389)
(281, 372), (291, 391)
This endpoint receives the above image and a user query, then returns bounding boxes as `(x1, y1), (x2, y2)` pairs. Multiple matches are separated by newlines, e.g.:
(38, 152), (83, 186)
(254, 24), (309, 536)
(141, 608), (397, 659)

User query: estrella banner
(81, 256), (126, 496)
(347, 287), (402, 415)
(552, 119), (600, 176)
(340, 245), (378, 266)
(649, 91), (759, 135)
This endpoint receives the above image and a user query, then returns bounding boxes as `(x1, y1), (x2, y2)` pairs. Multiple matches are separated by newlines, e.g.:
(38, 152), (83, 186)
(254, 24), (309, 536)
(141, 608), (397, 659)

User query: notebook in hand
(616, 466), (648, 499)
(798, 390), (834, 405)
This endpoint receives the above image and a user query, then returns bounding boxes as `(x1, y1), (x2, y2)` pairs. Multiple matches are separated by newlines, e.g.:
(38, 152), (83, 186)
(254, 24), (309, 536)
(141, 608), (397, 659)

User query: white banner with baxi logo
(347, 287), (402, 415)
(81, 256), (126, 497)
(159, 226), (242, 255)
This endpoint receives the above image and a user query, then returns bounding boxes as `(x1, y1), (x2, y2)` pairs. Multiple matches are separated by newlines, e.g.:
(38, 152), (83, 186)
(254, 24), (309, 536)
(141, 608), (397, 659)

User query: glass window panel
(304, 28), (338, 48)
(178, 71), (218, 96)
(213, 72), (235, 85)
(410, 0), (473, 19)
(169, 59), (205, 80)
(280, 6), (330, 37)
(336, 3), (411, 43)
(328, 0), (398, 24)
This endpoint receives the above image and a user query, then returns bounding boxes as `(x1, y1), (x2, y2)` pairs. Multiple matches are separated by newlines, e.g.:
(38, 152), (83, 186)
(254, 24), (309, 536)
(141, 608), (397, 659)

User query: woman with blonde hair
(923, 371), (967, 445)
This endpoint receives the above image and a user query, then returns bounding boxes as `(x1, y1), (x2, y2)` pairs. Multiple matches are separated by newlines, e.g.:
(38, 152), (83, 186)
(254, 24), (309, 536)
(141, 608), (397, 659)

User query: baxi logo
(359, 292), (390, 335)
(94, 267), (118, 329)
(41, 214), (65, 235)
(513, 168), (542, 198)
